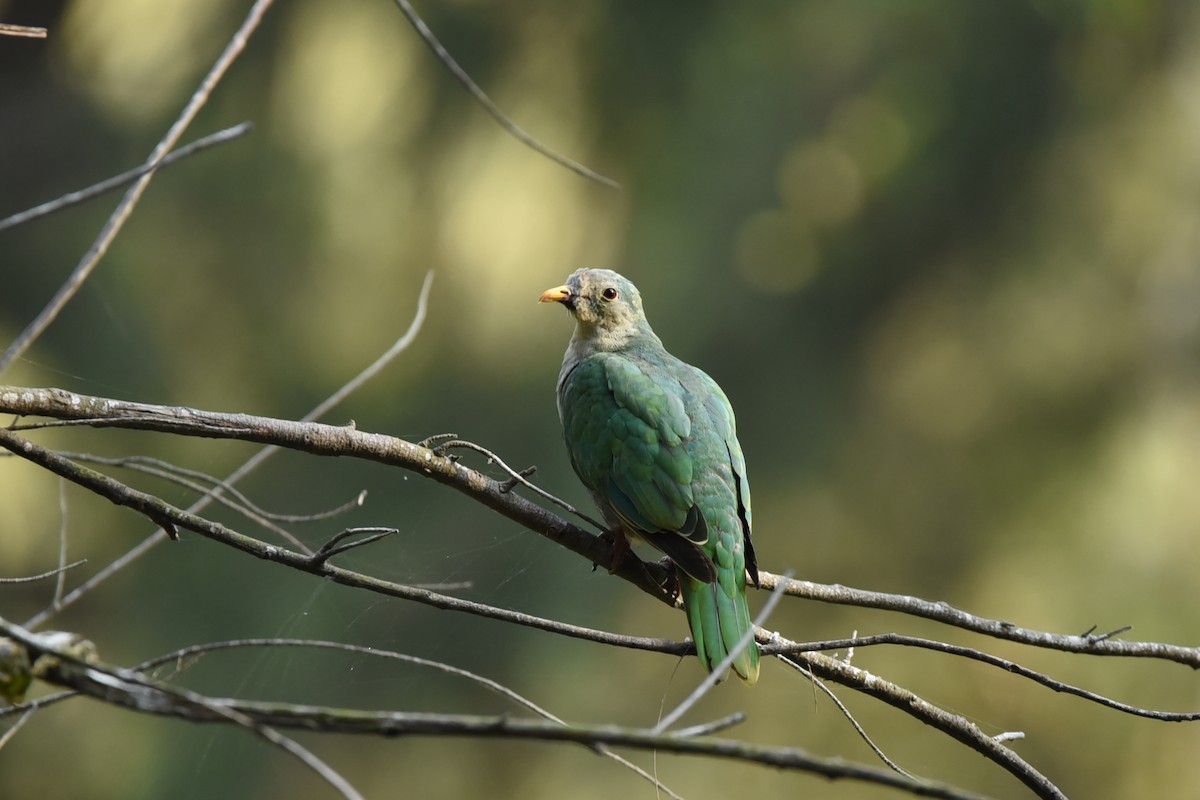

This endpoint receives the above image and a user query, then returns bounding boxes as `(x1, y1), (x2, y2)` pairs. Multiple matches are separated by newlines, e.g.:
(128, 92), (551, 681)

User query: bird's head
(539, 269), (655, 351)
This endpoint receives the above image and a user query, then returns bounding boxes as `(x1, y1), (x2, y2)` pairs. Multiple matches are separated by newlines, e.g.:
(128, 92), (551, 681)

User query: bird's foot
(593, 529), (632, 573)
(656, 557), (681, 602)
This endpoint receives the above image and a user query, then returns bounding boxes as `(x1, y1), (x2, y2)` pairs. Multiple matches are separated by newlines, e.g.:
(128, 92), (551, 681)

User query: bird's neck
(566, 321), (662, 362)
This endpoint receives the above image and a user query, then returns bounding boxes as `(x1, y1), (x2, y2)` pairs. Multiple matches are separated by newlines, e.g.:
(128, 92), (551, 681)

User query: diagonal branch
(0, 426), (679, 654)
(777, 647), (1065, 800)
(390, 0), (619, 189)
(0, 386), (677, 604)
(0, 123), (253, 233)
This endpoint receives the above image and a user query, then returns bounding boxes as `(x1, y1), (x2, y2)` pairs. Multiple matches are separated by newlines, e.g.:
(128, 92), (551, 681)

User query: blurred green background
(2, 0), (1199, 797)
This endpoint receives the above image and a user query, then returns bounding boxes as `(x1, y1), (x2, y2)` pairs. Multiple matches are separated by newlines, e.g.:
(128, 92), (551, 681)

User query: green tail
(679, 570), (759, 685)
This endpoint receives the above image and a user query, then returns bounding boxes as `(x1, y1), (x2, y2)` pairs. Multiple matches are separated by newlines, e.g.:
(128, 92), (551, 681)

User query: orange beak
(539, 285), (571, 304)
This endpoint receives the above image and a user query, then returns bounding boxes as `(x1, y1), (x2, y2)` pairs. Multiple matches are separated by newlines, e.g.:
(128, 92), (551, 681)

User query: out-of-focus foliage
(2, 0), (1199, 798)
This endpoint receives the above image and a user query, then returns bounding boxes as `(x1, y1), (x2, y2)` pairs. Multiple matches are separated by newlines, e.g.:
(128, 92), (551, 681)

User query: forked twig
(308, 527), (399, 566)
(431, 438), (607, 532)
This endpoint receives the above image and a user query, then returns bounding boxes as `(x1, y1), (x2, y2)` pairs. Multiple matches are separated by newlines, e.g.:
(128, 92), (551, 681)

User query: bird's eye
(602, 287), (618, 301)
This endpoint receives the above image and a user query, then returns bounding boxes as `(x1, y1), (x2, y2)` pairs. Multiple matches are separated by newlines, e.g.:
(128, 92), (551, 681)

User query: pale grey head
(539, 269), (659, 354)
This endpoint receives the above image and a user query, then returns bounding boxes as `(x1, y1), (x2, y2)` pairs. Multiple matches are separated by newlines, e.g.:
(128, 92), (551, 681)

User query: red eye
(602, 287), (618, 301)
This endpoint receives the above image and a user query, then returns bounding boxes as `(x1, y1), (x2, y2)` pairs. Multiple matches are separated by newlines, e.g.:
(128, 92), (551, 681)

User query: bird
(540, 268), (760, 684)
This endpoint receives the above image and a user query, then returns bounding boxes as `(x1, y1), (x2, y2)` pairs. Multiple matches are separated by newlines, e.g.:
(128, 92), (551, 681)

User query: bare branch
(759, 571), (1200, 668)
(6, 386), (1199, 672)
(308, 527), (399, 566)
(0, 23), (46, 39)
(0, 123), (253, 233)
(0, 561), (87, 585)
(389, 0), (620, 189)
(765, 632), (1200, 722)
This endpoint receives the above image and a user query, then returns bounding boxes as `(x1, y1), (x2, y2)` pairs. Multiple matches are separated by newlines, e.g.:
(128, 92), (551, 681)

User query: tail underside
(679, 569), (759, 685)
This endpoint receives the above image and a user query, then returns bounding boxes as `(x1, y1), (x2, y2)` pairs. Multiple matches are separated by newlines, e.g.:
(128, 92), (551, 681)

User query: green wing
(560, 354), (713, 577)
(559, 351), (759, 683)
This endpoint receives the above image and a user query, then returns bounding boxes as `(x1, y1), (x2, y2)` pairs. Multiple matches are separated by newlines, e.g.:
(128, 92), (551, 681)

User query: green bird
(540, 269), (760, 684)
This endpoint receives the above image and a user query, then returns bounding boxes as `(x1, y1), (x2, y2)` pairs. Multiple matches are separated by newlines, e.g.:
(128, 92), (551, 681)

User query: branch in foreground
(0, 23), (47, 38)
(136, 637), (683, 799)
(0, 619), (991, 800)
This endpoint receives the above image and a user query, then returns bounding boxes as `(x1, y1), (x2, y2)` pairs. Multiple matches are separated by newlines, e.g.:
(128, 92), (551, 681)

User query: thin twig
(0, 708), (34, 750)
(54, 478), (68, 610)
(308, 527), (399, 566)
(654, 572), (791, 733)
(778, 647), (1066, 800)
(764, 632), (1200, 722)
(433, 438), (607, 532)
(758, 571), (1200, 668)
(389, 0), (619, 189)
(0, 123), (253, 233)
(670, 713), (746, 739)
(0, 23), (46, 39)
(0, 690), (76, 720)
(0, 560), (87, 584)
(64, 453), (365, 524)
(307, 270), (434, 420)
(787, 655), (916, 779)
(63, 451), (314, 554)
